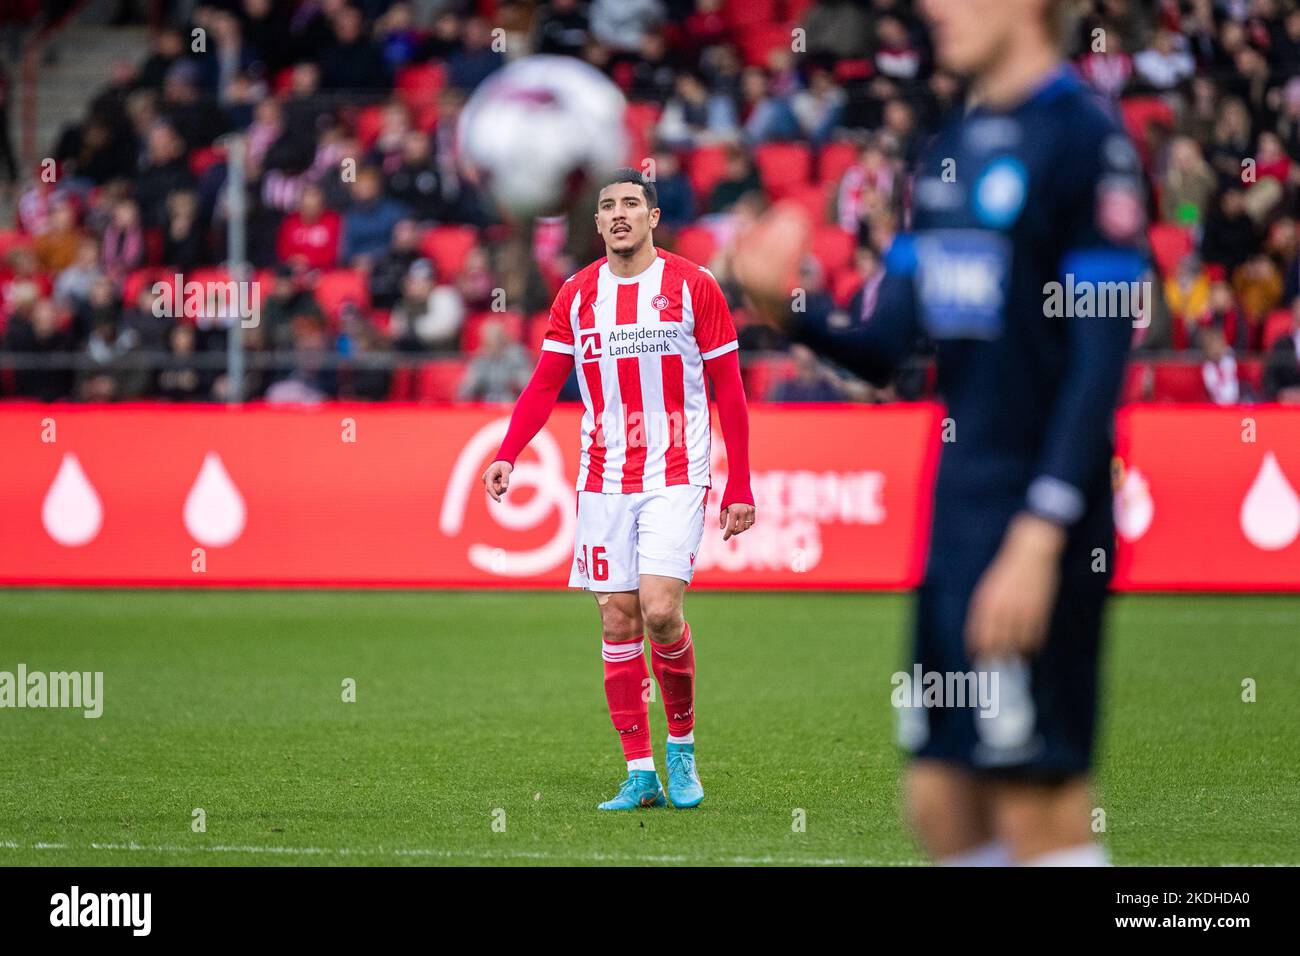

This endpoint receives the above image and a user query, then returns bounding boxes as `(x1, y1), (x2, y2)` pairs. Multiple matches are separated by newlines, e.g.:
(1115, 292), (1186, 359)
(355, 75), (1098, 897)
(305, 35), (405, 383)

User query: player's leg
(636, 485), (708, 808)
(901, 581), (1004, 862)
(905, 761), (1003, 864)
(982, 586), (1109, 864)
(571, 490), (665, 810)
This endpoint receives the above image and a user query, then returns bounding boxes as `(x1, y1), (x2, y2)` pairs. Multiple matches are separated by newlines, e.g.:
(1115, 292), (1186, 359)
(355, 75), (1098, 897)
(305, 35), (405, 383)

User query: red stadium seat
(122, 267), (165, 306)
(188, 145), (225, 178)
(1238, 357), (1263, 395)
(831, 268), (864, 306)
(686, 144), (730, 202)
(418, 360), (468, 402)
(0, 229), (33, 261)
(419, 225), (479, 281)
(783, 0), (814, 19)
(673, 226), (717, 266)
(723, 0), (777, 28)
(624, 101), (663, 167)
(1151, 361), (1208, 402)
(314, 268), (370, 322)
(396, 62), (446, 109)
(818, 141), (859, 185)
(1262, 309), (1294, 352)
(1120, 361), (1152, 404)
(783, 181), (832, 225)
(754, 141), (812, 198)
(810, 225), (856, 275)
(527, 310), (551, 350)
(461, 311), (524, 353)
(354, 104), (387, 149)
(741, 356), (793, 402)
(388, 363), (416, 401)
(735, 21), (795, 67)
(1148, 222), (1194, 276)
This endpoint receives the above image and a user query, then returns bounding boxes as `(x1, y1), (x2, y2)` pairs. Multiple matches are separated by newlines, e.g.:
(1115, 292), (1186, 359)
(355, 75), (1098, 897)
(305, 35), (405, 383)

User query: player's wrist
(1007, 512), (1067, 559)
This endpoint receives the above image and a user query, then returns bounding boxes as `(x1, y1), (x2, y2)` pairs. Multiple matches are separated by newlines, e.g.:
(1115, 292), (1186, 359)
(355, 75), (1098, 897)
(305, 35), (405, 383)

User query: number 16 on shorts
(578, 545), (609, 583)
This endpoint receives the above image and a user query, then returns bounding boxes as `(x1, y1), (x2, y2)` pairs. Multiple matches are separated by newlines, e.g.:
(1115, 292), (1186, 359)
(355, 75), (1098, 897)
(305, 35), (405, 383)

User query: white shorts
(569, 484), (708, 592)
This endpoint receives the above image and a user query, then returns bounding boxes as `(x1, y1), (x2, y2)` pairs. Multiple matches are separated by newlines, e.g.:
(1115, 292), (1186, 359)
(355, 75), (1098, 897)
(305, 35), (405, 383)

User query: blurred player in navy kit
(737, 0), (1147, 865)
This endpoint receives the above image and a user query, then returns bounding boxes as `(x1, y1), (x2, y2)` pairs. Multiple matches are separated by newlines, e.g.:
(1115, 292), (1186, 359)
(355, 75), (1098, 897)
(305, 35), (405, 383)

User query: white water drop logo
(1240, 451), (1300, 551)
(1114, 466), (1154, 542)
(183, 452), (247, 547)
(41, 453), (103, 546)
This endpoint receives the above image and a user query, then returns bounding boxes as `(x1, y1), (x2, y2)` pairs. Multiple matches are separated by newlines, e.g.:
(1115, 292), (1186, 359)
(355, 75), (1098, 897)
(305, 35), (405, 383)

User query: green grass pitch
(0, 590), (1296, 866)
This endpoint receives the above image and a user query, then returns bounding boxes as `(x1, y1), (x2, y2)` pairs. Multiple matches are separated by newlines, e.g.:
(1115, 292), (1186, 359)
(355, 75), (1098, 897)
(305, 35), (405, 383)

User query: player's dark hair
(599, 168), (658, 209)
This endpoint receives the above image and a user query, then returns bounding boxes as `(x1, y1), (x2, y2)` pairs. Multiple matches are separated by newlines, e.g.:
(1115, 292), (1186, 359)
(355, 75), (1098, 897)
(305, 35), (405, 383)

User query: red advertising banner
(1112, 405), (1300, 591)
(3, 403), (1298, 590)
(0, 403), (941, 589)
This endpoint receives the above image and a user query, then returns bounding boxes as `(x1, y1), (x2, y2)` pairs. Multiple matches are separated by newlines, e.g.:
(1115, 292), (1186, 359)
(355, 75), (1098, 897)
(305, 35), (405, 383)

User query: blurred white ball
(458, 55), (628, 219)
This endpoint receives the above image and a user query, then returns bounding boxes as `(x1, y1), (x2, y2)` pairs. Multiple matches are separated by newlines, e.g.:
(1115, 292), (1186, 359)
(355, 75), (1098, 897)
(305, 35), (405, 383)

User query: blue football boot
(597, 769), (667, 810)
(665, 742), (704, 809)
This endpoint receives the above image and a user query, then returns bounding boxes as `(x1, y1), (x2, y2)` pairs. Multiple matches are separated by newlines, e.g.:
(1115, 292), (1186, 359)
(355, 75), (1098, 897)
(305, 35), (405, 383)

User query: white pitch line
(0, 840), (915, 866)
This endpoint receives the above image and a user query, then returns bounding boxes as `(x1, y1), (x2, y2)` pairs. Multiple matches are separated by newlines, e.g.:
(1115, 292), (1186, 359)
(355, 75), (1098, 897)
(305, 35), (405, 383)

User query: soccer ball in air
(457, 55), (628, 220)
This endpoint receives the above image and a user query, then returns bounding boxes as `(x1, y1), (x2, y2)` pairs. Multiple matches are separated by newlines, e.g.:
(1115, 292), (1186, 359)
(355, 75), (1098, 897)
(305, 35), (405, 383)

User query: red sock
(651, 621), (695, 737)
(602, 636), (652, 762)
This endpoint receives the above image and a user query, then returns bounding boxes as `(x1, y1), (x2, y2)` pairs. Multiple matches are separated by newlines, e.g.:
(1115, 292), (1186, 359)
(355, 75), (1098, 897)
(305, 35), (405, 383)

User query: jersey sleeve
(541, 283), (576, 355)
(690, 268), (739, 359)
(1026, 116), (1149, 526)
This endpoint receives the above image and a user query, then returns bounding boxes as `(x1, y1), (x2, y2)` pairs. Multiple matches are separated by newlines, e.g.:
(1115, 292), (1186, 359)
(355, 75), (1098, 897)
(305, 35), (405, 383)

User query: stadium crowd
(2, 0), (1300, 405)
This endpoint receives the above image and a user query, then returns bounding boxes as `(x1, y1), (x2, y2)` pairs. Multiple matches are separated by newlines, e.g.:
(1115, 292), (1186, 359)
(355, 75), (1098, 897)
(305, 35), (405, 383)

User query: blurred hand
(966, 513), (1066, 660)
(482, 460), (513, 502)
(730, 201), (812, 329)
(720, 503), (756, 541)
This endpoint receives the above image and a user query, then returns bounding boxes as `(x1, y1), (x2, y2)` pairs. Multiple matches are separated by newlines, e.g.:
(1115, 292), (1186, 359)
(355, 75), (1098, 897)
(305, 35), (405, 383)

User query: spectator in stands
(135, 121), (195, 228)
(837, 139), (899, 236)
(628, 30), (676, 105)
(1202, 188), (1258, 275)
(4, 295), (74, 401)
(389, 258), (465, 353)
(801, 0), (871, 61)
(1207, 98), (1253, 187)
(370, 102), (414, 174)
(447, 17), (504, 92)
(706, 145), (762, 214)
(1165, 253), (1212, 348)
(455, 245), (497, 312)
(792, 66), (847, 146)
(163, 190), (208, 271)
(651, 149), (695, 229)
(160, 59), (230, 150)
(320, 4), (391, 95)
(338, 313), (393, 401)
(1135, 28), (1196, 90)
(54, 238), (105, 311)
(157, 322), (210, 402)
(1263, 300), (1300, 402)
(1078, 28), (1133, 99)
(457, 317), (530, 402)
(1207, 279), (1248, 352)
(1200, 325), (1241, 405)
(265, 312), (336, 404)
(588, 0), (664, 54)
(1233, 253), (1284, 349)
(35, 200), (83, 275)
(385, 131), (445, 221)
(100, 198), (145, 283)
(770, 344), (862, 403)
(261, 265), (324, 351)
(341, 167), (408, 268)
(277, 184), (341, 272)
(536, 0), (590, 58)
(657, 70), (738, 149)
(1161, 136), (1217, 227)
(874, 15), (923, 82)
(375, 2), (424, 74)
(369, 218), (422, 309)
(740, 67), (801, 144)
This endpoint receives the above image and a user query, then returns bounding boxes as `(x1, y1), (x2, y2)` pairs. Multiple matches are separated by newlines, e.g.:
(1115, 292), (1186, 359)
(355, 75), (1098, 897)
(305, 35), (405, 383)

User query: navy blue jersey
(795, 67), (1148, 588)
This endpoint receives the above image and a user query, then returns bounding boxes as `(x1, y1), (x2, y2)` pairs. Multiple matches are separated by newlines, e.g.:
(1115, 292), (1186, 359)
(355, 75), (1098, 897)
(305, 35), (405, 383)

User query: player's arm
(969, 126), (1147, 659)
(787, 238), (921, 387)
(482, 297), (575, 502)
(695, 270), (755, 540)
(732, 201), (920, 386)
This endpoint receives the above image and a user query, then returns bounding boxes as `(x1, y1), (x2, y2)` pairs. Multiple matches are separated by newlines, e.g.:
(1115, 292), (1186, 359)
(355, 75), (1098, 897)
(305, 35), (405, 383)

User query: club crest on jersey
(973, 156), (1028, 229)
(580, 331), (602, 362)
(651, 294), (670, 311)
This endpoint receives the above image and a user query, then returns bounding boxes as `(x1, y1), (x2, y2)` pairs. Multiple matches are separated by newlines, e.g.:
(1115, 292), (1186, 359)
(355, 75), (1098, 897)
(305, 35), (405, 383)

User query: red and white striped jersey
(541, 248), (738, 494)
